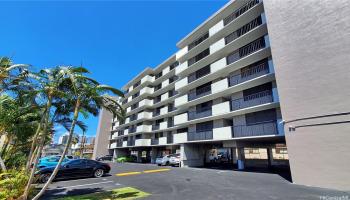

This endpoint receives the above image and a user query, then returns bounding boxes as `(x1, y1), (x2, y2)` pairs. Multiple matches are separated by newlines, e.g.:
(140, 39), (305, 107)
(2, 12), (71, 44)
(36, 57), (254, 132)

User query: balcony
(188, 84), (211, 101)
(159, 121), (167, 130)
(174, 113), (188, 125)
(136, 125), (152, 133)
(117, 141), (123, 147)
(213, 126), (233, 140)
(167, 120), (174, 128)
(153, 97), (161, 104)
(139, 99), (153, 107)
(138, 111), (152, 119)
(188, 130), (213, 141)
(174, 132), (187, 143)
(151, 138), (159, 145)
(229, 61), (269, 87)
(159, 137), (167, 145)
(140, 87), (153, 95)
(135, 139), (151, 146)
(212, 101), (231, 116)
(175, 95), (188, 107)
(110, 143), (117, 148)
(153, 110), (160, 117)
(141, 75), (154, 84)
(127, 140), (135, 146)
(122, 141), (128, 147)
(128, 127), (136, 134)
(152, 124), (160, 131)
(167, 135), (173, 144)
(175, 77), (188, 91)
(188, 108), (212, 120)
(233, 121), (279, 138)
(130, 115), (137, 122)
(124, 129), (129, 135)
(231, 90), (273, 111)
(160, 106), (167, 115)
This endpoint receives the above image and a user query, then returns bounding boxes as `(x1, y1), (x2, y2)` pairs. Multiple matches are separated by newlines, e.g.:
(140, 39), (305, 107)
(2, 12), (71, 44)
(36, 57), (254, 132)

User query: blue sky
(0, 0), (227, 142)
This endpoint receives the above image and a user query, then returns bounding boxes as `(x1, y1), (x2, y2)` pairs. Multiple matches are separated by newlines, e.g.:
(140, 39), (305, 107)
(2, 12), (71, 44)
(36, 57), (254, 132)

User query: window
(245, 109), (276, 125)
(196, 82), (211, 96)
(188, 48), (210, 66)
(195, 65), (210, 79)
(155, 72), (163, 79)
(169, 61), (179, 70)
(177, 127), (188, 133)
(169, 76), (178, 83)
(133, 80), (141, 88)
(188, 32), (209, 50)
(196, 121), (213, 132)
(243, 83), (272, 98)
(196, 101), (212, 113)
(223, 0), (259, 26)
(225, 16), (262, 45)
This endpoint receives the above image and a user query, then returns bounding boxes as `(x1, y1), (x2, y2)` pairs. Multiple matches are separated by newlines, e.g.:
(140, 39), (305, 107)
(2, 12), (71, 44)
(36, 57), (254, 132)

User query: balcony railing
(188, 130), (213, 141)
(223, 0), (259, 26)
(188, 108), (212, 120)
(130, 115), (137, 121)
(167, 136), (173, 144)
(229, 62), (269, 87)
(233, 121), (278, 138)
(117, 141), (123, 147)
(118, 131), (123, 136)
(128, 127), (136, 134)
(127, 140), (135, 146)
(153, 98), (161, 104)
(168, 120), (174, 128)
(153, 110), (160, 117)
(151, 139), (159, 145)
(188, 85), (211, 101)
(152, 124), (160, 131)
(231, 90), (273, 111)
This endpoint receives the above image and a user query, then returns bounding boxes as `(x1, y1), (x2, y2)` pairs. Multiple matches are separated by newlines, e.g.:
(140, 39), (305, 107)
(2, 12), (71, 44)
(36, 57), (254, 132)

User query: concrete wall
(92, 108), (113, 159)
(264, 0), (350, 190)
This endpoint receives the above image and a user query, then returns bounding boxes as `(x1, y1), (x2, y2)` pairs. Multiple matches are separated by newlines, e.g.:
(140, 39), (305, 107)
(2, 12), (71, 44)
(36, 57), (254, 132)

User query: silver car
(156, 155), (171, 166)
(169, 153), (180, 166)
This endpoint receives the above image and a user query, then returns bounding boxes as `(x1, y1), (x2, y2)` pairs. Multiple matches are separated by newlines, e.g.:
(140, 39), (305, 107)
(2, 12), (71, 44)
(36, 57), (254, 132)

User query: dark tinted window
(196, 121), (213, 132)
(246, 109), (276, 125)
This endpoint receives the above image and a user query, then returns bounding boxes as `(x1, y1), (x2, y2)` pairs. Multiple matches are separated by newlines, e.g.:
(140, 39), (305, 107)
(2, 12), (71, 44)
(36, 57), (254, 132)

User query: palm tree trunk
(26, 114), (45, 171)
(0, 155), (6, 172)
(22, 95), (52, 200)
(32, 98), (81, 200)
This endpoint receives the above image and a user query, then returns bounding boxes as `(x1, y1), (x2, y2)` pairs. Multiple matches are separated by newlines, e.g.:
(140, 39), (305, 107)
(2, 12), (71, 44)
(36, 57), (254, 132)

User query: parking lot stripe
(143, 168), (171, 173)
(116, 171), (142, 176)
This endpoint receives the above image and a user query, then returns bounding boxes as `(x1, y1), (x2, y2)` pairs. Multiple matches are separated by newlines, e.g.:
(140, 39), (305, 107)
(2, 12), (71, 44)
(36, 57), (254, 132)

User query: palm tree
(32, 66), (125, 200)
(0, 57), (29, 94)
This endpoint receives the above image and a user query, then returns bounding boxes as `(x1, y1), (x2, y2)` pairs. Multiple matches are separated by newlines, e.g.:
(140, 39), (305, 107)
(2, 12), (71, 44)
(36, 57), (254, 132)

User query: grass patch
(55, 187), (150, 200)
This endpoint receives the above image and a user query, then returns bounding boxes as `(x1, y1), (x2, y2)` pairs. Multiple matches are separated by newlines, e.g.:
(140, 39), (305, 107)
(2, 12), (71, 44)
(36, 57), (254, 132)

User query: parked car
(169, 153), (180, 166)
(156, 155), (172, 166)
(96, 155), (113, 161)
(37, 156), (70, 169)
(116, 155), (136, 163)
(35, 159), (111, 183)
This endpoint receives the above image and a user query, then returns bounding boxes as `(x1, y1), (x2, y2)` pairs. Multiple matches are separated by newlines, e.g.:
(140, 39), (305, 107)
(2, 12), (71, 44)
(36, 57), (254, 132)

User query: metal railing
(153, 111), (160, 117)
(152, 124), (160, 131)
(128, 127), (136, 133)
(233, 121), (278, 138)
(167, 136), (173, 144)
(188, 130), (213, 141)
(188, 108), (212, 120)
(231, 90), (273, 111)
(188, 85), (212, 101)
(127, 140), (135, 146)
(151, 139), (159, 145)
(229, 62), (269, 87)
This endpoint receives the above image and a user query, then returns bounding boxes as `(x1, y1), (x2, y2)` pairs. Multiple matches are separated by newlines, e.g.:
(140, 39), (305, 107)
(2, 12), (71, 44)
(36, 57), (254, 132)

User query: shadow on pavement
(40, 187), (105, 200)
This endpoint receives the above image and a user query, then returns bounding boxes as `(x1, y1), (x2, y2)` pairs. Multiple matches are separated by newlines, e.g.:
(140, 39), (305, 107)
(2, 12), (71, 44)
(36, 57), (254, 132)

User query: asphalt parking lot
(42, 162), (350, 200)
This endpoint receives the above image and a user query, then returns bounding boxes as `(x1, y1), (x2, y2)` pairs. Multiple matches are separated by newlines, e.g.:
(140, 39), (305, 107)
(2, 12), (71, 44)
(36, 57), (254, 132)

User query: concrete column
(237, 147), (245, 170)
(137, 151), (142, 163)
(267, 147), (274, 169)
(151, 147), (158, 164)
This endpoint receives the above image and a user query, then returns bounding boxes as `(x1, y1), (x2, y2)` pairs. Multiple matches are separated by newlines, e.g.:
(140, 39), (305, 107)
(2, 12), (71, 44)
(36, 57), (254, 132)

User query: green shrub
(0, 170), (30, 200)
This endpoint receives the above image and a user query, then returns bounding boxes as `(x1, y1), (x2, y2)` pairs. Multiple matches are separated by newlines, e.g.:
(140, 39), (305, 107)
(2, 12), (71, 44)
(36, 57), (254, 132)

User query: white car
(156, 155), (171, 166)
(169, 154), (180, 166)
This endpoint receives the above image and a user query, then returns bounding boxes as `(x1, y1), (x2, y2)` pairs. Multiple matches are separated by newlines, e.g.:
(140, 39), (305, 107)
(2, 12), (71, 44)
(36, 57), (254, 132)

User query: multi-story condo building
(94, 0), (350, 191)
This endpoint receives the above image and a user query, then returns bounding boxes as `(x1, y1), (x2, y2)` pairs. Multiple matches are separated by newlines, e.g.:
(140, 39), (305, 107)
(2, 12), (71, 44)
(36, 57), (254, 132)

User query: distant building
(42, 144), (72, 157)
(58, 133), (69, 145)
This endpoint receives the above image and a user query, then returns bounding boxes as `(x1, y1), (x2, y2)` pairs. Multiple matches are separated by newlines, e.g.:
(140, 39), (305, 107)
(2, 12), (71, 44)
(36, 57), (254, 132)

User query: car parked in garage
(35, 159), (111, 183)
(116, 155), (137, 163)
(96, 155), (113, 161)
